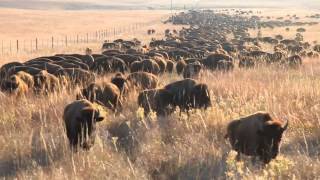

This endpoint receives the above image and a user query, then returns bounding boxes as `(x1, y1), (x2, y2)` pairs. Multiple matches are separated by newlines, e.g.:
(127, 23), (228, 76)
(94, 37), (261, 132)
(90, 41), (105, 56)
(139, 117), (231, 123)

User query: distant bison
(203, 53), (234, 71)
(64, 99), (107, 150)
(225, 112), (288, 164)
(138, 88), (174, 116)
(130, 59), (160, 75)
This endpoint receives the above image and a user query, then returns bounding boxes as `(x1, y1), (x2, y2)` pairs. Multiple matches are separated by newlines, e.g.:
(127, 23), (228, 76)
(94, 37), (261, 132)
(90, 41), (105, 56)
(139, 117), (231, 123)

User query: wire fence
(0, 17), (166, 56)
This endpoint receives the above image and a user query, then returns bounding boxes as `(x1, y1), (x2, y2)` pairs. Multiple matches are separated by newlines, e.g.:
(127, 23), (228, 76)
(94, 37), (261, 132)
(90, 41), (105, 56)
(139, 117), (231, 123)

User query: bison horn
(282, 119), (289, 131)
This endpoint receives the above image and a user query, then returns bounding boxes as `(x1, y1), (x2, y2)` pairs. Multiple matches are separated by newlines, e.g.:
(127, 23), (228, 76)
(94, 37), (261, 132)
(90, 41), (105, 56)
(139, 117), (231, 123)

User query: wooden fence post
(16, 40), (19, 53)
(36, 38), (38, 51)
(77, 34), (79, 44)
(87, 33), (89, 43)
(65, 36), (68, 47)
(9, 40), (12, 54)
(52, 36), (54, 49)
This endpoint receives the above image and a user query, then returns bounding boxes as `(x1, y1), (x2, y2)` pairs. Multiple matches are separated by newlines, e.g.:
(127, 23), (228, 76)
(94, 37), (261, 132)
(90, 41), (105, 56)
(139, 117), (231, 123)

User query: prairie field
(0, 9), (180, 63)
(0, 7), (320, 180)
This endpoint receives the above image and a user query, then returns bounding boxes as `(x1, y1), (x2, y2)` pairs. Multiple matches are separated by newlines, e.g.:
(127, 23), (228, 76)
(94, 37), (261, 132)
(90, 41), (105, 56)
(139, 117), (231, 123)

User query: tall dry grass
(1, 7), (320, 179)
(1, 58), (320, 179)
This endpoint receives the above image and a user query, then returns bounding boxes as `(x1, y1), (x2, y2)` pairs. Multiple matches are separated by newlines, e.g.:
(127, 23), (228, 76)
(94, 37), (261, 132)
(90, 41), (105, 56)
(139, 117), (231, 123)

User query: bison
(77, 82), (122, 112)
(33, 70), (61, 94)
(138, 88), (174, 116)
(111, 73), (129, 97)
(126, 72), (158, 90)
(164, 79), (211, 112)
(183, 62), (202, 79)
(225, 112), (288, 164)
(63, 99), (107, 150)
(0, 74), (29, 96)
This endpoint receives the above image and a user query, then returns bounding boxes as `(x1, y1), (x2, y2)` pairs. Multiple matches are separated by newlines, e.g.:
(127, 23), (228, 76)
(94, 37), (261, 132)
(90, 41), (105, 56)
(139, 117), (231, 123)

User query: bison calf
(225, 112), (288, 164)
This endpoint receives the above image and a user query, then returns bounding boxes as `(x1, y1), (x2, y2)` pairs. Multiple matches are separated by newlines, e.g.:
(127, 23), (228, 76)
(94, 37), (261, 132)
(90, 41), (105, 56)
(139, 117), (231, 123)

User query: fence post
(9, 41), (12, 54)
(16, 40), (19, 53)
(36, 38), (38, 51)
(86, 33), (89, 43)
(52, 36), (54, 49)
(65, 36), (68, 47)
(77, 35), (79, 44)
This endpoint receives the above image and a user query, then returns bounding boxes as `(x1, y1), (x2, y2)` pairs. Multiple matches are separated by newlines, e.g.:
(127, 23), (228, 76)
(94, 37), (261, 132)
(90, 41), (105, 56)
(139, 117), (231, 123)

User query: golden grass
(1, 58), (320, 179)
(1, 8), (320, 179)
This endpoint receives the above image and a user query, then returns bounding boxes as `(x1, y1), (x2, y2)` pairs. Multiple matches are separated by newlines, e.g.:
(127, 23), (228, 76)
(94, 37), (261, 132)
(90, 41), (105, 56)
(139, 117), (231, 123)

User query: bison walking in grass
(225, 112), (288, 164)
(63, 99), (107, 150)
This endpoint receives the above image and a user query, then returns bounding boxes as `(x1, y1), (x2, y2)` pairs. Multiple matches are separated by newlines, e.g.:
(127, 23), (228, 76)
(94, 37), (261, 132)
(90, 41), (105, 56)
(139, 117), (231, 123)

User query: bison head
(191, 83), (211, 109)
(75, 106), (105, 150)
(1, 75), (20, 93)
(257, 119), (288, 163)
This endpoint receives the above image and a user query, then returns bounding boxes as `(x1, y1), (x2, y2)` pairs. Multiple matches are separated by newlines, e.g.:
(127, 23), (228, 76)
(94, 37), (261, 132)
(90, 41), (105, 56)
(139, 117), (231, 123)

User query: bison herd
(2, 9), (317, 165)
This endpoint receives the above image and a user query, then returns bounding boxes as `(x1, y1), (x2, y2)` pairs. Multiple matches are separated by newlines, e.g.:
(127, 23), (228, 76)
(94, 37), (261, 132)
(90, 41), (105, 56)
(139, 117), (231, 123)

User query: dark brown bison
(164, 79), (211, 112)
(63, 99), (107, 150)
(225, 112), (288, 164)
(138, 88), (174, 116)
(126, 72), (158, 90)
(7, 66), (42, 77)
(93, 56), (127, 75)
(0, 62), (23, 79)
(77, 82), (122, 112)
